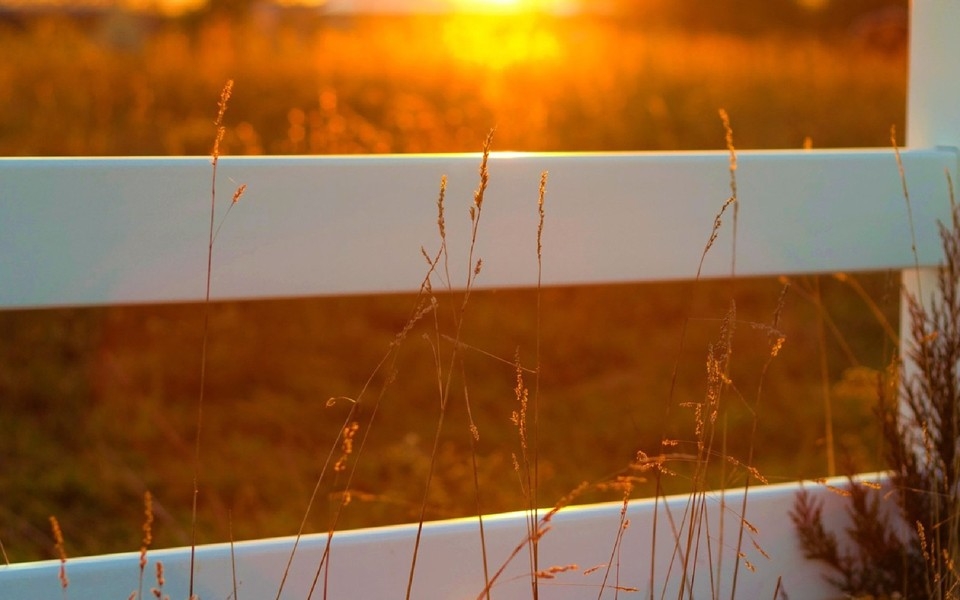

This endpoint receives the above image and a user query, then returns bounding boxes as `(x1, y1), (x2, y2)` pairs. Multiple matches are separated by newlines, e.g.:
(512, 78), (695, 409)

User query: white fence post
(901, 0), (960, 424)
(906, 0), (960, 149)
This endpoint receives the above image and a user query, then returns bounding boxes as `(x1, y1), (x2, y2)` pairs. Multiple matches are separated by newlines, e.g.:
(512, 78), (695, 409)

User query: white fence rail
(1, 149), (956, 309)
(1, 1), (958, 599)
(0, 476), (892, 600)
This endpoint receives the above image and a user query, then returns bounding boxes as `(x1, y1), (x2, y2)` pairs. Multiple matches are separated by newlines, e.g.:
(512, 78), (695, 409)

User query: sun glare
(454, 0), (554, 14)
(457, 0), (520, 13)
(442, 12), (561, 70)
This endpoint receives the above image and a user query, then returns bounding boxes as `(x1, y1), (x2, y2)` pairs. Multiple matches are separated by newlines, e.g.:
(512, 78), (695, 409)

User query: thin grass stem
(406, 131), (494, 600)
(190, 78), (234, 600)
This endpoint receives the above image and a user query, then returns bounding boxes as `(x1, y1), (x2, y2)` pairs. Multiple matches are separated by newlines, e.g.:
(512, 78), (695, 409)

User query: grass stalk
(813, 277), (837, 477)
(49, 516), (68, 600)
(792, 139), (959, 600)
(832, 272), (900, 347)
(439, 172), (494, 596)
(297, 174), (452, 598)
(891, 125), (922, 284)
(662, 110), (741, 600)
(510, 170), (549, 600)
(781, 275), (863, 367)
(137, 491), (153, 600)
(596, 480), (635, 600)
(189, 78), (235, 600)
(406, 130), (495, 600)
(648, 109), (739, 598)
(155, 562), (168, 600)
(728, 287), (786, 600)
(229, 510), (239, 600)
(475, 483), (590, 599)
(303, 287), (441, 599)
(530, 170), (547, 600)
(510, 350), (537, 596)
(719, 109), (738, 278)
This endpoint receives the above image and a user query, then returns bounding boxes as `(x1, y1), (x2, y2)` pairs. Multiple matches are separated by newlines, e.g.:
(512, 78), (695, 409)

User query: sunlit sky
(0, 0), (584, 16)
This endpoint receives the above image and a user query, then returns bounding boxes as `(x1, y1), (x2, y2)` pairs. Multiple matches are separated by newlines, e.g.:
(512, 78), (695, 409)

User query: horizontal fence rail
(1, 148), (957, 309)
(0, 474), (891, 600)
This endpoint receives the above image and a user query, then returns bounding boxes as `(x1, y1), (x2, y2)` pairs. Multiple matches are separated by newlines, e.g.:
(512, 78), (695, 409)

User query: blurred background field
(0, 0), (906, 155)
(1, 0), (907, 562)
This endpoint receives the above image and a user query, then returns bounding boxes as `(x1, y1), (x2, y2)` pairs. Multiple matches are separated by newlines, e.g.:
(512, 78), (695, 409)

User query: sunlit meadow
(0, 0), (907, 563)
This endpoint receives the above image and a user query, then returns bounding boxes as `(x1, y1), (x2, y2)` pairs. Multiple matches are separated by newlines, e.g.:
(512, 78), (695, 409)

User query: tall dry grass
(243, 113), (785, 599)
(791, 132), (960, 600)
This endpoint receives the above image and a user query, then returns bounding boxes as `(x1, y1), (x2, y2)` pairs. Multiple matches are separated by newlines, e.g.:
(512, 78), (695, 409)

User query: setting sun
(441, 12), (562, 70)
(453, 0), (574, 14)
(456, 0), (524, 13)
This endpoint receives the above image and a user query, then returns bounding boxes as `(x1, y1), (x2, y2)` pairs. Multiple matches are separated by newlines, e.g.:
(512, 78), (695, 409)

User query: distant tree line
(598, 0), (906, 37)
(0, 0), (908, 42)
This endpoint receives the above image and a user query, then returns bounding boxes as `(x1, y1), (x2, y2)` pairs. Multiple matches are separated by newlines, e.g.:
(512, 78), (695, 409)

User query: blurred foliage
(0, 3), (905, 155)
(1, 275), (901, 561)
(0, 2), (907, 563)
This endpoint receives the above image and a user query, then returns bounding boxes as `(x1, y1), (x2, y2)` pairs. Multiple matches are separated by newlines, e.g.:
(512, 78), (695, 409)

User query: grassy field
(1, 276), (900, 562)
(0, 5), (907, 563)
(0, 7), (904, 155)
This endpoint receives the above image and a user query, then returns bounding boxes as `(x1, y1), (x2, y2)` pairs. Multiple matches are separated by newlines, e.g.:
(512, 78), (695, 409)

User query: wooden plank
(1, 149), (956, 309)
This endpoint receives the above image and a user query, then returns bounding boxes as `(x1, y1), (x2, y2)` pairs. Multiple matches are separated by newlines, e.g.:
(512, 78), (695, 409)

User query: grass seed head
(49, 516), (68, 590)
(140, 491), (154, 569)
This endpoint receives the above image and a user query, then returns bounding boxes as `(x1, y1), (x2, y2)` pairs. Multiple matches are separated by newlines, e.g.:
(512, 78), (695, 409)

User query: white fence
(1, 1), (958, 599)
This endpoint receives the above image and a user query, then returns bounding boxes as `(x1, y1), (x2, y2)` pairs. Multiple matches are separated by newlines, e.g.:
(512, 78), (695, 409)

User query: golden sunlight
(130, 0), (205, 16)
(453, 0), (568, 14)
(441, 13), (561, 69)
(456, 0), (524, 13)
